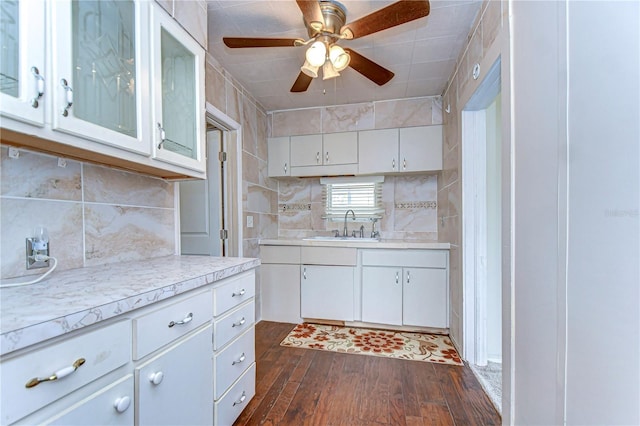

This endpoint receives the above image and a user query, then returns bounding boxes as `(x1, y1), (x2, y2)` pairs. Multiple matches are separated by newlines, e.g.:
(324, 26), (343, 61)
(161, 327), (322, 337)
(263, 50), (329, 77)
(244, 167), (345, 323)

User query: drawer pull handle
(232, 317), (246, 328)
(232, 353), (246, 365)
(25, 358), (85, 388)
(232, 289), (246, 297)
(233, 391), (247, 406)
(114, 396), (131, 413)
(168, 312), (193, 328)
(149, 371), (164, 386)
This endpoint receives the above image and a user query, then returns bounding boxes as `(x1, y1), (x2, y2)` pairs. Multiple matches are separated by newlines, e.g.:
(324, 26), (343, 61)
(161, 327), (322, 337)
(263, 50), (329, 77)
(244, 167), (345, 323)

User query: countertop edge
(258, 238), (451, 249)
(1, 256), (260, 356)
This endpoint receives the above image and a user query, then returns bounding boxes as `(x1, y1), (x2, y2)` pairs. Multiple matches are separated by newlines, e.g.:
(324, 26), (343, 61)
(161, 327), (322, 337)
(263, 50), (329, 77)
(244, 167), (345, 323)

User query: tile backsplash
(0, 146), (176, 280)
(277, 175), (438, 241)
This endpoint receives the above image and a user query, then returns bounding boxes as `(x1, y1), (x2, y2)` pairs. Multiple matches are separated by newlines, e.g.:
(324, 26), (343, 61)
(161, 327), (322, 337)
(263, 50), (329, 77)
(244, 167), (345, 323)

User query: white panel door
(399, 126), (443, 172)
(136, 325), (213, 426)
(358, 128), (399, 174)
(402, 268), (448, 328)
(300, 265), (354, 321)
(361, 266), (403, 325)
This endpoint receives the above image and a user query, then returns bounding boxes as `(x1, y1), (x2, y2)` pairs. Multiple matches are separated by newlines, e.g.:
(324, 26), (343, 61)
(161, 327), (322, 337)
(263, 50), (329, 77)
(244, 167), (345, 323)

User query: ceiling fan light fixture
(329, 45), (350, 71)
(322, 60), (340, 80)
(301, 60), (319, 78)
(305, 41), (327, 67)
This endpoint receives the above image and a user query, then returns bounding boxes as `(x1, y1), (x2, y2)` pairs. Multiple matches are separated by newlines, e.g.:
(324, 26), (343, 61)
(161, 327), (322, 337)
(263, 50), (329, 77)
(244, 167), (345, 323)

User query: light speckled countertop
(0, 255), (260, 356)
(259, 238), (450, 249)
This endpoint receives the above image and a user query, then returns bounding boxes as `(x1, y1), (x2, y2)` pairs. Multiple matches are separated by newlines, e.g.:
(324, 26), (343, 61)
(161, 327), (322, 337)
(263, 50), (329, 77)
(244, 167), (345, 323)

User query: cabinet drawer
(1, 320), (130, 425)
(214, 300), (255, 350)
(214, 326), (255, 400)
(260, 245), (301, 264)
(361, 249), (448, 268)
(133, 290), (212, 360)
(213, 270), (255, 317)
(301, 246), (357, 266)
(214, 362), (256, 426)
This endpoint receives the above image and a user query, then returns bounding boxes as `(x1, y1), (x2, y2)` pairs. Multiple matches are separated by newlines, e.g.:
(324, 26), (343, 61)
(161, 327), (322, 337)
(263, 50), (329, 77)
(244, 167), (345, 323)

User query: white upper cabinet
(323, 132), (358, 165)
(288, 131), (358, 176)
(290, 134), (322, 167)
(399, 126), (443, 172)
(50, 0), (150, 155)
(150, 3), (206, 173)
(267, 136), (290, 177)
(0, 0), (46, 126)
(358, 126), (443, 175)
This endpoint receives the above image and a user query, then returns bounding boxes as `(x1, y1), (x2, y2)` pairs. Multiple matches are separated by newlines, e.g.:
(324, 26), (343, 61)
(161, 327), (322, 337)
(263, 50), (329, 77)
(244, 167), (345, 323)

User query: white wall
(565, 1), (639, 423)
(511, 1), (639, 424)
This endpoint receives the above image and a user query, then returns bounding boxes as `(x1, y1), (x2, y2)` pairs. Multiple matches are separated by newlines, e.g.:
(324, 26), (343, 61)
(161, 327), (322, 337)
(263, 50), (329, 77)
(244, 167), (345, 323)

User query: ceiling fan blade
(340, 0), (430, 40)
(223, 37), (303, 48)
(296, 0), (325, 31)
(344, 48), (394, 86)
(291, 72), (314, 93)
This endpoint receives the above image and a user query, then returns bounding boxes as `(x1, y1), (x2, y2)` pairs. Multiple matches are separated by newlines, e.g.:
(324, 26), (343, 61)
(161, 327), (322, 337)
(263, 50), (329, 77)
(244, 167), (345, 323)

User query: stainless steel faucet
(370, 218), (380, 238)
(343, 209), (355, 236)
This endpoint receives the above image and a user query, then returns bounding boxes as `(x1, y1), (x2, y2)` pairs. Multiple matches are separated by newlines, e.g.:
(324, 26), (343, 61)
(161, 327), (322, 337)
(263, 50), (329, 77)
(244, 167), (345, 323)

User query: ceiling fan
(222, 0), (431, 93)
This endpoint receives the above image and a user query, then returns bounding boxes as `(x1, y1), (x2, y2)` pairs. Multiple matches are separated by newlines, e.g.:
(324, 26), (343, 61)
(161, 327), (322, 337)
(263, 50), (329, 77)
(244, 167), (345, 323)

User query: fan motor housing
(307, 1), (347, 39)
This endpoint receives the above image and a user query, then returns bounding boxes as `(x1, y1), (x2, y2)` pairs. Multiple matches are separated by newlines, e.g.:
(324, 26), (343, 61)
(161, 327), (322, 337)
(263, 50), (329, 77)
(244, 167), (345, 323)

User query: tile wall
(0, 146), (175, 280)
(439, 0), (506, 350)
(268, 96), (443, 241)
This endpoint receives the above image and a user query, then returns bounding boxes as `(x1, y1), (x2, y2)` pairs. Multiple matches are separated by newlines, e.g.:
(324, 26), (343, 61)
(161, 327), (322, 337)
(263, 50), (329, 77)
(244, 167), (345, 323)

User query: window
(321, 176), (384, 222)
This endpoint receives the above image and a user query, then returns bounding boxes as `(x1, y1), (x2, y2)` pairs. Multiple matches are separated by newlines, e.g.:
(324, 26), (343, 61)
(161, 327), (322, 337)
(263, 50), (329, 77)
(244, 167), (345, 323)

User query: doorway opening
(178, 104), (243, 257)
(461, 58), (502, 412)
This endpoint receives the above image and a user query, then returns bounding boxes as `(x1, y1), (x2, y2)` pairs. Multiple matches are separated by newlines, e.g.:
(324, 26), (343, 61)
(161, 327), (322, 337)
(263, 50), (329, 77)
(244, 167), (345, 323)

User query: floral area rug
(280, 323), (463, 366)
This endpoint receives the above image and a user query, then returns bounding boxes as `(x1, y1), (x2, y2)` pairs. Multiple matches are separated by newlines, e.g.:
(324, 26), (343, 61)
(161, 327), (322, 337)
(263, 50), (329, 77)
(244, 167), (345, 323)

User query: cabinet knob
(60, 78), (73, 117)
(30, 66), (45, 108)
(232, 353), (246, 365)
(233, 391), (247, 407)
(149, 371), (164, 386)
(168, 312), (193, 328)
(114, 396), (131, 413)
(25, 358), (85, 388)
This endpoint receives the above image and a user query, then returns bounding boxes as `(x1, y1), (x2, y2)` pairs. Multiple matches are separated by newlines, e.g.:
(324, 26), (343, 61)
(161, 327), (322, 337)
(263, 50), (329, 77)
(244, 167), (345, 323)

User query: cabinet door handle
(157, 123), (166, 149)
(325, 152), (329, 163)
(232, 317), (246, 327)
(114, 396), (131, 413)
(284, 162), (287, 174)
(31, 66), (45, 108)
(316, 152), (320, 164)
(233, 391), (247, 406)
(232, 353), (246, 365)
(60, 78), (73, 117)
(303, 267), (306, 280)
(395, 272), (399, 284)
(406, 270), (411, 284)
(149, 371), (164, 386)
(25, 358), (85, 388)
(403, 158), (407, 170)
(168, 312), (193, 328)
(392, 158), (396, 170)
(232, 289), (246, 297)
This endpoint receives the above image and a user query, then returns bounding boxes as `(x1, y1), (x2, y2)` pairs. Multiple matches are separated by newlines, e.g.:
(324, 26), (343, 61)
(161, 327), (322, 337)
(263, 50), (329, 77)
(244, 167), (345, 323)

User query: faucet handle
(332, 229), (340, 237)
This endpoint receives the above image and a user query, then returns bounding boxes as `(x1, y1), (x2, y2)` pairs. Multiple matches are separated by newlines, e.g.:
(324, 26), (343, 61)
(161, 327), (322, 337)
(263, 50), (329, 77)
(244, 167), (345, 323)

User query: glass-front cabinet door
(50, 0), (149, 155)
(150, 2), (205, 173)
(0, 0), (45, 126)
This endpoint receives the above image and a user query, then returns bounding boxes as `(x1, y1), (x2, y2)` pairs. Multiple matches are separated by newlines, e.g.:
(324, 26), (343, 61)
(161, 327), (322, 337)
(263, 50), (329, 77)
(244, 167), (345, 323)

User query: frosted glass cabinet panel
(151, 3), (205, 173)
(50, 0), (150, 154)
(0, 0), (46, 126)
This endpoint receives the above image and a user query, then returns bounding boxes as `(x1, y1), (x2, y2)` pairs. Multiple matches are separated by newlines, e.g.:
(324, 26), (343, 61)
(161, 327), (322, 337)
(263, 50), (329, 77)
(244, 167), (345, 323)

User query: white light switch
(246, 215), (254, 228)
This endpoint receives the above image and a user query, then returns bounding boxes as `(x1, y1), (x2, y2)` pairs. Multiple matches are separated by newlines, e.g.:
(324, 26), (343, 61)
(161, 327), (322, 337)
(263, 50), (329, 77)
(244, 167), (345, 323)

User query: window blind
(321, 176), (384, 221)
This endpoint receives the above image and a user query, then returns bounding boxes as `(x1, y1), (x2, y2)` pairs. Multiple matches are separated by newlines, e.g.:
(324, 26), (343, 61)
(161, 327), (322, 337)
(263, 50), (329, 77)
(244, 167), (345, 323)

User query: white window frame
(320, 176), (384, 222)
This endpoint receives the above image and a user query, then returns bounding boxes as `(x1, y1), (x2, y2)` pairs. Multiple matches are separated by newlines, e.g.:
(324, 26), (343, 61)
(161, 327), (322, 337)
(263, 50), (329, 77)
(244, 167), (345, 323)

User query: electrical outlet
(246, 215), (254, 228)
(26, 238), (50, 269)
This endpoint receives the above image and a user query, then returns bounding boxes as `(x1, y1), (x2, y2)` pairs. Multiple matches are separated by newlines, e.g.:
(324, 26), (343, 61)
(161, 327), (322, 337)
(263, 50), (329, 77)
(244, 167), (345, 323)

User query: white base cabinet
(260, 245), (302, 324)
(301, 265), (355, 321)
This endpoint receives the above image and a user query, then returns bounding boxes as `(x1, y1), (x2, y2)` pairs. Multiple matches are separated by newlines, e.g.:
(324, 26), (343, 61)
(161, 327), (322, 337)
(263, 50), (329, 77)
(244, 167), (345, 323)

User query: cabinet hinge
(219, 229), (228, 240)
(218, 151), (227, 162)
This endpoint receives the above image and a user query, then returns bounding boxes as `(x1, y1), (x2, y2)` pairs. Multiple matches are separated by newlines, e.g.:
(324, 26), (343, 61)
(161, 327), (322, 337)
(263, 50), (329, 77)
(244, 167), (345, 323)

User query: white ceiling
(207, 0), (481, 111)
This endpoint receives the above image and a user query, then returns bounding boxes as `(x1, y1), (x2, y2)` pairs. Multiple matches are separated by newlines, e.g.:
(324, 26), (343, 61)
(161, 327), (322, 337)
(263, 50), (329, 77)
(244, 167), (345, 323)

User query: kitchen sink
(302, 236), (380, 242)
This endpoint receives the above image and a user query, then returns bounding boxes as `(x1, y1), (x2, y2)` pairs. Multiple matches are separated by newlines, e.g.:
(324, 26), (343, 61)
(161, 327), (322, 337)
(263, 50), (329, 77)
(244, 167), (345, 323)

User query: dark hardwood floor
(234, 321), (501, 426)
